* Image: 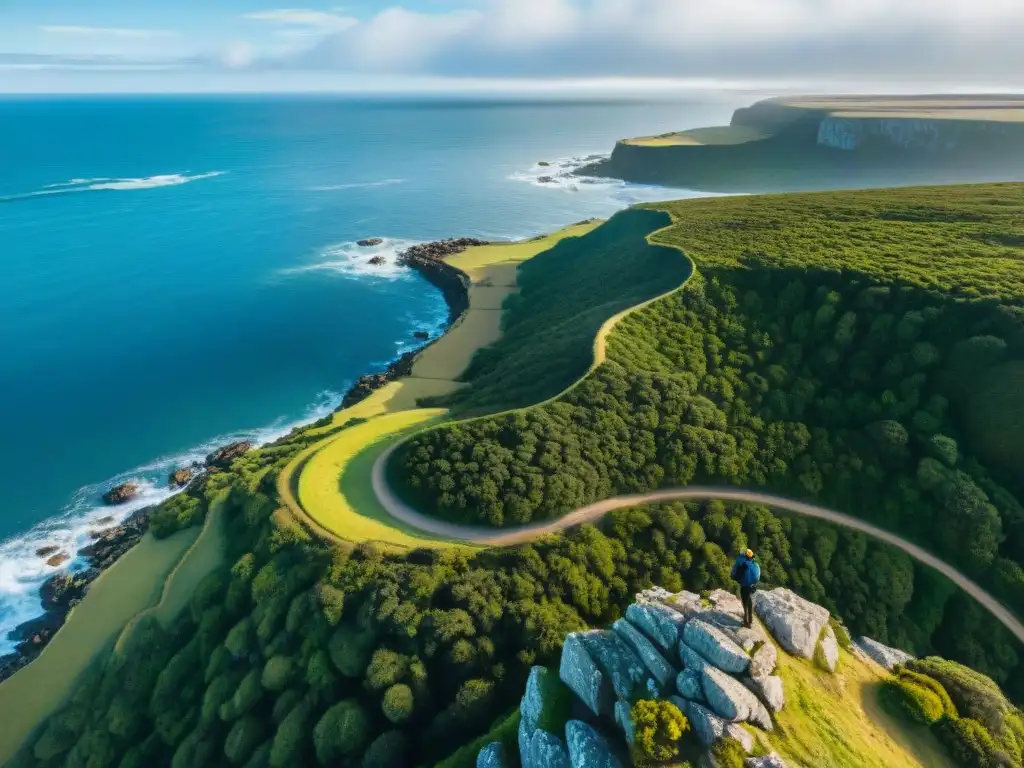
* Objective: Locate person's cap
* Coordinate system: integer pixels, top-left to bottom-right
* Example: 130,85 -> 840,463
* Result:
745,549 -> 754,558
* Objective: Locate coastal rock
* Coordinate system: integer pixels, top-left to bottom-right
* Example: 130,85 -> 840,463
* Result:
565,721 -> 622,768
476,742 -> 509,768
746,754 -> 790,768
614,699 -> 636,746
578,630 -> 650,704
559,632 -> 614,717
357,238 -> 384,247
749,641 -> 778,678
95,516 -> 115,525
538,161 -> 551,166
743,675 -> 785,713
674,698 -> 726,746
368,255 -> 386,266
753,588 -> 830,660
413,330 -> 430,341
818,625 -> 840,672
206,441 -> 252,468
855,636 -> 915,670
45,552 -> 70,568
677,668 -> 705,702
102,482 -> 139,505
35,545 -> 60,558
78,511 -> 149,570
627,598 -> 687,653
169,467 -> 196,488
701,666 -> 773,730
612,618 -> 676,687
683,620 -> 750,675
537,176 -> 556,184
41,571 -> 91,610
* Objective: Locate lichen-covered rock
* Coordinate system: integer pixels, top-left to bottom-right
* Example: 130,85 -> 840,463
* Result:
749,641 -> 778,678
726,723 -> 755,753
743,675 -> 785,713
679,640 -> 709,676
818,625 -> 840,672
855,636 -> 915,670
565,720 -> 622,768
701,666 -> 773,731
579,630 -> 649,704
614,699 -> 636,746
746,753 -> 790,767
677,668 -> 705,701
626,601 -> 687,654
521,666 -> 558,732
612,618 -> 676,687
708,589 -> 744,617
476,742 -> 509,768
696,606 -> 766,654
753,589 -> 830,659
662,590 -> 703,620
683,620 -> 750,675
522,730 -> 570,768
674,698 -> 726,746
560,633 -> 614,717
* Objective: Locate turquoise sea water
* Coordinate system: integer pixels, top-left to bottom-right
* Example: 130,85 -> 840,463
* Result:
0,95 -> 738,647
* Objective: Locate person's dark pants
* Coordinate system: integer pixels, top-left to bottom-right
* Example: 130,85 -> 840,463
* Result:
740,586 -> 755,627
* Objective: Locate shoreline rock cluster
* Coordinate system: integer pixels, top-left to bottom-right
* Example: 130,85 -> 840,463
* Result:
479,586 -> 855,768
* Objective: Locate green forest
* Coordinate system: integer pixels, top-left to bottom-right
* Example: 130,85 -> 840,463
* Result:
394,185 -> 1024,697
13,184 -> 1024,767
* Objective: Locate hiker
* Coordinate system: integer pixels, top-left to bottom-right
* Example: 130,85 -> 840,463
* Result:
731,548 -> 761,628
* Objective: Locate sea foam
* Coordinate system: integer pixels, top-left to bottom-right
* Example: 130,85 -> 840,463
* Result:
0,389 -> 340,654
309,178 -> 406,191
4,171 -> 226,203
281,238 -> 422,281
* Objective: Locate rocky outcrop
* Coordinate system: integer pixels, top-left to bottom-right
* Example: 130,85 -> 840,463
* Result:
749,641 -> 778,678
397,238 -> 483,326
206,441 -> 252,468
559,633 -> 614,717
754,588 -> 830,660
476,742 -> 509,768
674,697 -> 726,747
35,545 -> 60,558
626,599 -> 687,654
612,618 -> 676,687
578,631 -> 650,703
341,350 -> 418,408
683,619 -> 750,675
413,330 -> 430,340
169,466 -> 198,488
368,255 -> 386,265
78,511 -> 150,570
521,729 -> 569,768
357,238 -> 384,247
677,668 -> 705,701
613,699 -> 635,746
856,636 -> 915,670
818,625 -> 840,672
565,721 -> 622,768
45,552 -> 70,568
519,667 -> 572,768
701,666 -> 773,730
102,482 -> 138,505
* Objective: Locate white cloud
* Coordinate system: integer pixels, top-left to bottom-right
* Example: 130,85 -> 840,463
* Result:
221,41 -> 255,69
244,8 -> 358,32
41,25 -> 175,39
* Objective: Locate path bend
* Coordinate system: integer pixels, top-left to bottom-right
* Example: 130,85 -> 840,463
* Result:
372,444 -> 1024,645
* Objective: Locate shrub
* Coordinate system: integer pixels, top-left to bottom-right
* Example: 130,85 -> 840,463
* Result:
632,699 -> 689,763
362,731 -> 409,768
316,582 -> 345,626
328,622 -> 375,678
306,649 -> 337,691
221,669 -> 263,722
269,698 -> 313,767
225,617 -> 254,658
935,716 -> 1005,768
262,656 -> 294,691
382,684 -> 415,724
709,736 -> 747,768
880,677 -> 945,724
313,699 -> 370,764
224,716 -> 263,764
365,649 -> 409,691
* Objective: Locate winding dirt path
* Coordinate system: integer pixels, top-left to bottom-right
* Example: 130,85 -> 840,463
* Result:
372,445 -> 1024,645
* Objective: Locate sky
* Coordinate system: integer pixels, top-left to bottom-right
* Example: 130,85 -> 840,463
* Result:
2,0 -> 1024,93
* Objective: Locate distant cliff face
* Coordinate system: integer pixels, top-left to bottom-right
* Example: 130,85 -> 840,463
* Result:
816,116 -> 1024,152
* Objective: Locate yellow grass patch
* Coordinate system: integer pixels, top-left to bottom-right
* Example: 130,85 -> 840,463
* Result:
624,126 -> 768,147
771,649 -> 953,768
0,527 -> 198,764
445,220 -> 601,273
297,410 -> 470,549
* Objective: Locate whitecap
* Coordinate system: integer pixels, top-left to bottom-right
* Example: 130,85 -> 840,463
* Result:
5,171 -> 226,203
309,178 -> 406,192
281,238 -> 421,281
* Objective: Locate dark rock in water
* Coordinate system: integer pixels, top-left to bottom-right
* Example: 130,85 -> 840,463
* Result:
537,176 -> 557,184
169,467 -> 196,488
103,482 -> 138,505
35,545 -> 60,558
368,255 -> 386,266
206,440 -> 253,468
357,237 -> 384,247
46,552 -> 70,568
95,516 -> 115,525
538,161 -> 551,166
79,511 -> 150,571
413,330 -> 430,341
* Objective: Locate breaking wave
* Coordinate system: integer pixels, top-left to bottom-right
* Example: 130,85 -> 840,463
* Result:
2,171 -> 226,203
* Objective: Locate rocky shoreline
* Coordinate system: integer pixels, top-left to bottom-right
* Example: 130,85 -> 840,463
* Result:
338,237 -> 484,409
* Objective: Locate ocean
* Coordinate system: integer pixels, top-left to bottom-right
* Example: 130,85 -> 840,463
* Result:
0,94 -> 740,649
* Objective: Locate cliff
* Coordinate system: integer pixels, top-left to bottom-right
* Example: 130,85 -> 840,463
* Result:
583,95 -> 1024,193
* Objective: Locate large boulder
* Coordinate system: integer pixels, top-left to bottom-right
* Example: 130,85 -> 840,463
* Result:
612,618 -> 676,687
206,440 -> 253,468
565,720 -> 622,768
672,697 -> 725,746
476,742 -> 510,768
708,589 -> 744,617
701,666 -> 773,730
578,631 -> 650,704
677,668 -> 705,702
660,590 -> 703,621
559,633 -> 614,717
749,640 -> 778,678
683,620 -> 750,675
518,669 -> 571,768
614,699 -> 636,746
102,482 -> 138,505
521,666 -> 566,734
818,625 -> 840,672
679,640 -> 709,676
746,754 -> 790,768
521,730 -> 570,768
726,723 -> 755,754
625,601 -> 687,655
753,589 -> 830,659
743,675 -> 785,713
855,636 -> 914,671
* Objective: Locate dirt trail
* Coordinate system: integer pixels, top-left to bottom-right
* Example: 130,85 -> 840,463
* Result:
372,445 -> 1024,645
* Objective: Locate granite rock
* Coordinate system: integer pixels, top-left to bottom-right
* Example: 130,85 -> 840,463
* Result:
565,720 -> 622,768
819,625 -> 840,672
679,640 -> 709,676
677,668 -> 705,701
613,618 -> 676,687
855,636 -> 915,670
743,675 -> 785,713
726,722 -> 755,753
614,699 -> 636,746
749,640 -> 778,678
674,698 -> 726,746
476,742 -> 509,768
701,666 -> 773,730
521,729 -> 570,768
754,588 -> 830,660
579,630 -> 649,704
559,633 -> 614,717
626,601 -> 687,655
683,620 -> 750,675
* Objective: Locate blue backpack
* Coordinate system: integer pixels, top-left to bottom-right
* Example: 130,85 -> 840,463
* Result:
734,557 -> 761,588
